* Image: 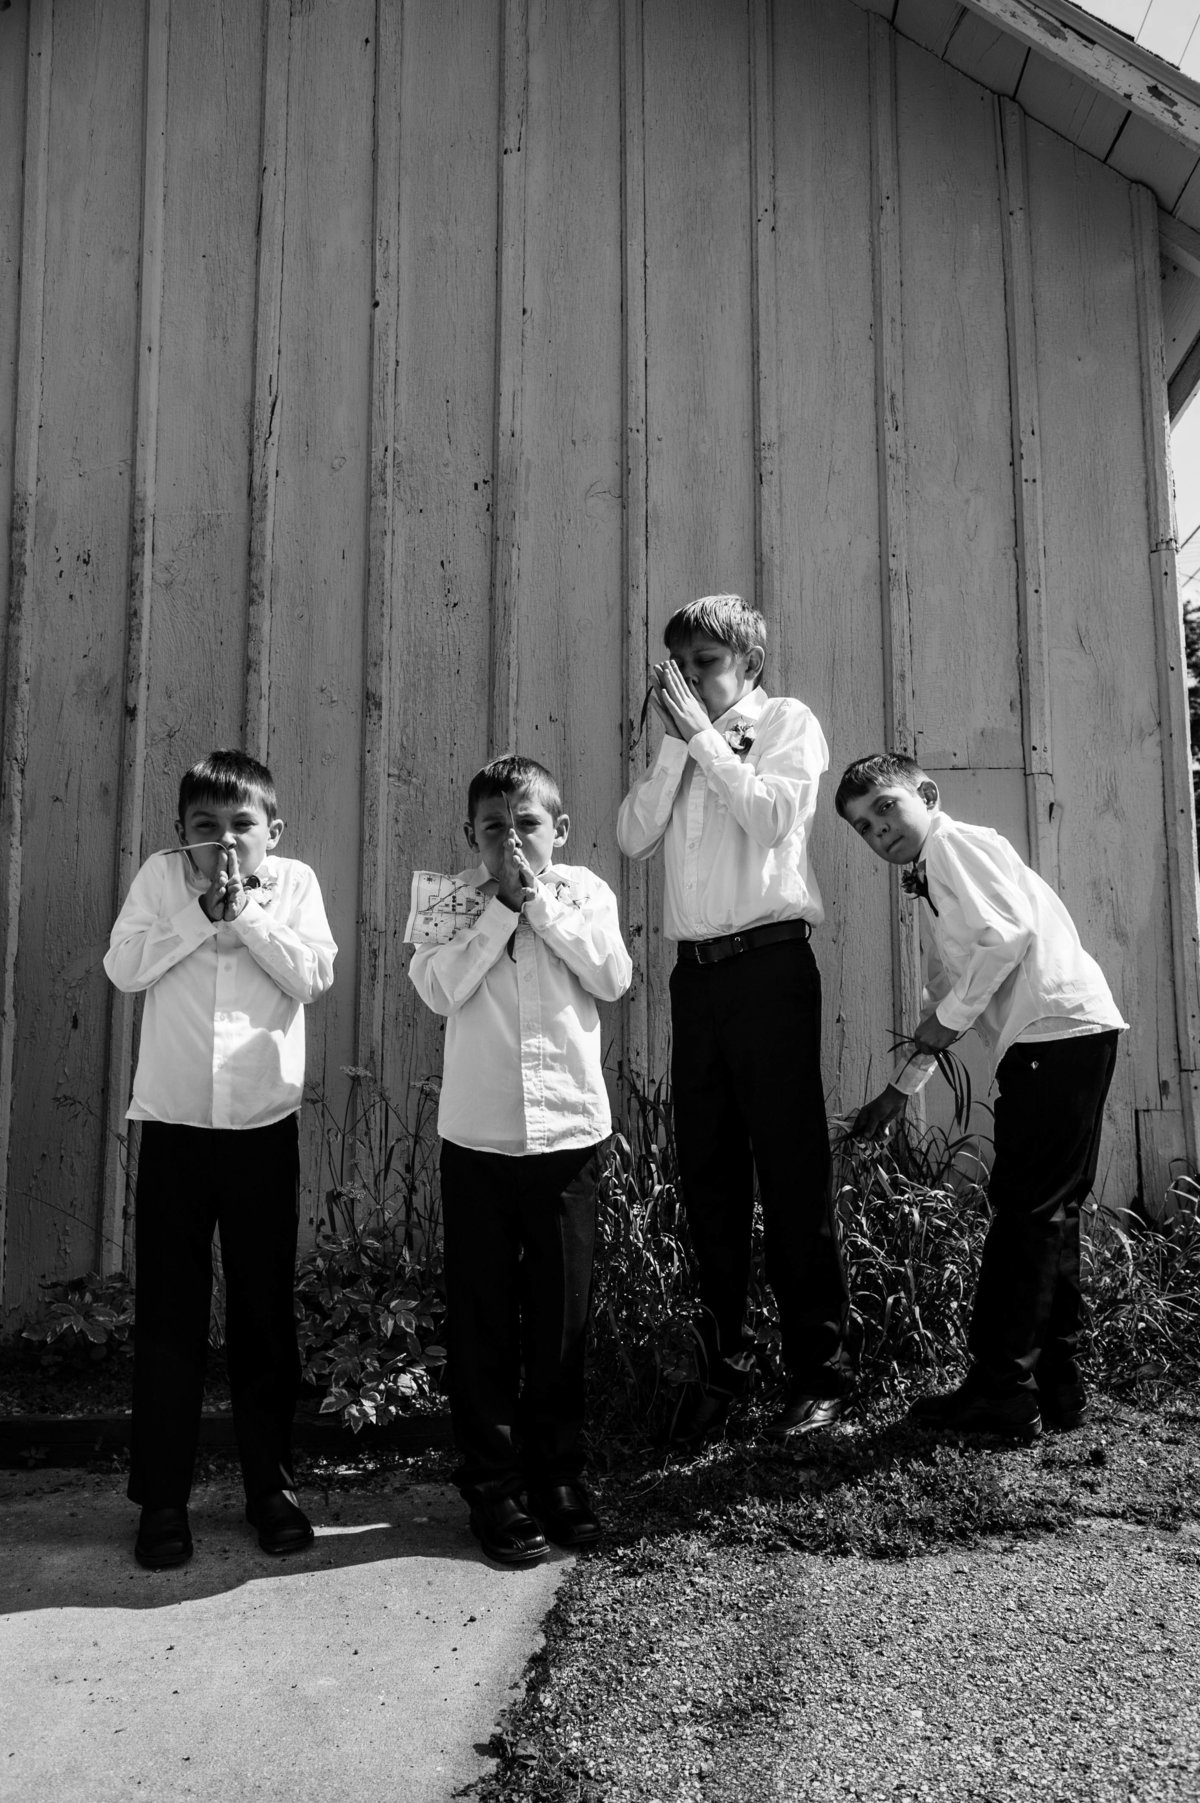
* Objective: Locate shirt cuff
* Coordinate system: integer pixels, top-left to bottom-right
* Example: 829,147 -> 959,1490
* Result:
227,896 -> 270,942
176,898 -> 219,944
686,725 -> 731,773
478,894 -> 522,940
652,733 -> 690,776
523,885 -> 561,932
890,1051 -> 938,1096
935,993 -> 980,1033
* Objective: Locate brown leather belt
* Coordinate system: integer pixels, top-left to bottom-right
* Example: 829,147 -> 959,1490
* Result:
676,919 -> 812,966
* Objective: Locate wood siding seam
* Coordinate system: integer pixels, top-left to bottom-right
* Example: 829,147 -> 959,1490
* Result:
0,0 -> 52,1305
101,0 -> 171,1273
245,0 -> 291,762
750,0 -> 779,625
620,0 -> 650,1080
356,0 -> 403,1079
868,16 -> 923,1074
1131,185 -> 1200,1164
997,97 -> 1057,887
489,0 -> 530,760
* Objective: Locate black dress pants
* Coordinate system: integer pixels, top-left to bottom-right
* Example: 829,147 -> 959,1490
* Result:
969,1030 -> 1119,1398
669,936 -> 851,1395
439,1138 -> 602,1503
128,1116 -> 302,1507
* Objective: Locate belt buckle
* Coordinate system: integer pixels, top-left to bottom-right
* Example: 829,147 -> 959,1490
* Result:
730,934 -> 744,957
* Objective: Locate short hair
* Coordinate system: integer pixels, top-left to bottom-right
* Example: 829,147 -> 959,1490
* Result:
177,750 -> 279,824
834,752 -> 928,820
663,594 -> 767,684
466,754 -> 563,824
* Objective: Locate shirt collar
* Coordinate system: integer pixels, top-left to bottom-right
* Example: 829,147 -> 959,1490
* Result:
711,685 -> 770,733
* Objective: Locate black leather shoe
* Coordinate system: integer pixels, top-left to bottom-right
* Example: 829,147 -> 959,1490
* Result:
245,1490 -> 315,1555
468,1494 -> 548,1566
135,1505 -> 193,1570
529,1483 -> 602,1549
764,1391 -> 843,1441
908,1384 -> 1042,1444
1039,1384 -> 1088,1431
668,1383 -> 733,1448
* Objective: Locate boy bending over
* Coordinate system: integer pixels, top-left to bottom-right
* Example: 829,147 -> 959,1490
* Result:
837,752 -> 1126,1442
105,750 -> 337,1567
408,755 -> 631,1565
618,595 -> 852,1445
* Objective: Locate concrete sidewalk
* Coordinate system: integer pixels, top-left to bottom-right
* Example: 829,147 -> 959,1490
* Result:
0,1465 -> 570,1802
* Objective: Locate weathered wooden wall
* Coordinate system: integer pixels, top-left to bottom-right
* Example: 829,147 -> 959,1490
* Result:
1,0 -> 1197,1326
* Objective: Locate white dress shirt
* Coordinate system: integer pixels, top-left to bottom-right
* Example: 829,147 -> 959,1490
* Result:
616,686 -> 827,940
890,812 -> 1126,1096
104,852 -> 337,1129
408,861 -> 632,1156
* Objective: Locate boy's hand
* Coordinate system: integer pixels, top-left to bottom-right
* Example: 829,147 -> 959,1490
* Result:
911,1010 -> 960,1055
200,847 -> 248,923
649,682 -> 684,740
496,831 -> 537,912
850,1086 -> 906,1139
654,660 -> 711,742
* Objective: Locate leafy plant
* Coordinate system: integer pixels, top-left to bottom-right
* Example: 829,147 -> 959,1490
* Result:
1082,1172 -> 1200,1388
20,1271 -> 135,1367
294,1068 -> 448,1432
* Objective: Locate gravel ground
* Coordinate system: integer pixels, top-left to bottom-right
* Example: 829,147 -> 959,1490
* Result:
476,1392 -> 1200,1803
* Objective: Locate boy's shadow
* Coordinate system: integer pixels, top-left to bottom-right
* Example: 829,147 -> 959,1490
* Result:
0,1473 -> 531,1615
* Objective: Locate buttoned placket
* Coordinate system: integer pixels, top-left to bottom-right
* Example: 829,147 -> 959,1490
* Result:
682,760 -> 707,922
513,912 -> 550,1151
211,922 -> 242,1128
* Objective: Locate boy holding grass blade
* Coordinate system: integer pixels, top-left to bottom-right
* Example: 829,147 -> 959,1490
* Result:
104,750 -> 337,1568
836,752 -> 1126,1443
617,595 -> 852,1445
407,755 -> 631,1566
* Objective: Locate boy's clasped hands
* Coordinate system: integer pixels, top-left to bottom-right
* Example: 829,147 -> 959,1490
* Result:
650,658 -> 712,742
198,845 -> 249,923
495,827 -> 539,913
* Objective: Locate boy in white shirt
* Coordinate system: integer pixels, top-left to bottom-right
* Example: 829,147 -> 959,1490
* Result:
105,750 -> 337,1568
617,595 -> 852,1446
408,755 -> 631,1566
837,751 -> 1126,1442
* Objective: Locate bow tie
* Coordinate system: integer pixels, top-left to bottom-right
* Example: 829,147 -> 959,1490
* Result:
901,862 -> 938,914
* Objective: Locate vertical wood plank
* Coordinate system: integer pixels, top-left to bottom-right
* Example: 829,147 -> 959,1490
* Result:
9,0 -> 146,1317
1131,182 -> 1200,1170
357,0 -> 403,1076
997,97 -> 1058,886
489,0 -> 529,759
895,40 -> 1021,772
770,0 -> 890,1112
101,0 -> 170,1274
750,0 -> 779,624
868,16 -> 923,1071
0,0 -> 51,1315
245,0 -> 290,760
385,0 -> 499,1108
1025,123 -> 1164,1193
620,0 -> 652,1084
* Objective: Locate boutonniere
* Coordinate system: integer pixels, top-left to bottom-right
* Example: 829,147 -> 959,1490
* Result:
722,719 -> 756,757
544,873 -> 582,910
243,871 -> 278,899
900,862 -> 938,915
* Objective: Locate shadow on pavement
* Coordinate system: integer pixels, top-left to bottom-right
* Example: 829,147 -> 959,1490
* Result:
0,1469 -> 539,1615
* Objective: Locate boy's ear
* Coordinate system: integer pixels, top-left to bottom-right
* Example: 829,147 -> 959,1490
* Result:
174,819 -> 185,846
918,780 -> 939,811
463,818 -> 478,852
744,645 -> 765,682
553,812 -> 570,849
267,817 -> 285,849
